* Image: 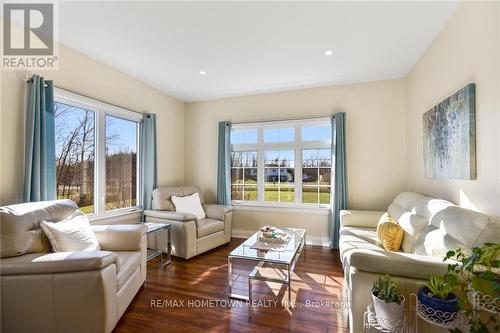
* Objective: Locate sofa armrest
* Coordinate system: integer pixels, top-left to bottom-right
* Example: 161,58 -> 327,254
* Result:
340,210 -> 385,228
0,251 -> 118,275
203,204 -> 233,221
144,209 -> 197,222
347,249 -> 450,280
92,224 -> 146,251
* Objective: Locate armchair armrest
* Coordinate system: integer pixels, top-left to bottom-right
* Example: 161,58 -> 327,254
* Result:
144,210 -> 197,222
0,251 -> 118,276
340,210 -> 385,228
92,224 -> 146,251
346,249 -> 450,280
203,204 -> 233,221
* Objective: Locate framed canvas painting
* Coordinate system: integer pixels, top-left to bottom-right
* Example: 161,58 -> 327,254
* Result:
423,83 -> 476,180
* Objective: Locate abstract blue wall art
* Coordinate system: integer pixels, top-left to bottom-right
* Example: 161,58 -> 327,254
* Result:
423,83 -> 476,180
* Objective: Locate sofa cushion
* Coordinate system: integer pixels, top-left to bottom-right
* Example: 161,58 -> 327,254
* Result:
152,186 -> 203,211
430,206 -> 490,243
376,213 -> 403,252
389,194 -> 454,253
172,192 -> 206,220
339,226 -> 382,264
387,192 -> 424,220
413,226 -> 463,258
346,248 -> 449,280
475,218 -> 500,246
116,251 -> 142,290
40,211 -> 100,252
414,206 -> 492,258
0,251 -> 118,275
143,210 -> 197,221
0,200 -> 79,258
197,218 -> 225,238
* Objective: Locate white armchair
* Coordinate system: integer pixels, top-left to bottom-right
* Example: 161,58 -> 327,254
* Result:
0,200 -> 147,333
144,186 -> 233,259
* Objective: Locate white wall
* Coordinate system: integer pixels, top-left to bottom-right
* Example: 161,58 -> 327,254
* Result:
0,44 -> 185,217
2,1 -> 497,241
185,79 -> 407,243
405,1 -> 500,218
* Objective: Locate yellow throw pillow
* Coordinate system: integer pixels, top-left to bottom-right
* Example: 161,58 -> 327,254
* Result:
376,212 -> 404,252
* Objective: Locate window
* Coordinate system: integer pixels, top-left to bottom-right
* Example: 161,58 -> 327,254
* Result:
230,118 -> 332,208
55,102 -> 95,214
264,127 -> 294,143
302,149 -> 331,204
105,116 -> 138,211
264,150 -> 295,202
231,151 -> 257,202
230,128 -> 257,144
54,88 -> 143,219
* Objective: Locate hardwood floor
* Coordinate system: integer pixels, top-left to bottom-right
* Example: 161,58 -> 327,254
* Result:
114,238 -> 349,333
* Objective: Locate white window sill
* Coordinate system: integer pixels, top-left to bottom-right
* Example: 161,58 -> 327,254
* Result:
232,203 -> 330,215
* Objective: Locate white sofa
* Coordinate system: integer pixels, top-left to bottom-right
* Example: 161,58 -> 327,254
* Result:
144,186 -> 233,259
0,200 -> 147,333
339,192 -> 500,333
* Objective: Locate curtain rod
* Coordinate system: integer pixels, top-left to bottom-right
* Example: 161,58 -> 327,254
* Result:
24,74 -> 48,88
22,74 -> 143,117
232,115 -> 331,125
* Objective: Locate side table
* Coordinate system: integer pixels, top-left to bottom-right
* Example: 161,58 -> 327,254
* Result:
143,222 -> 171,269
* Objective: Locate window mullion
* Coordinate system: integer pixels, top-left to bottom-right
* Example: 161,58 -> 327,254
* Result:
317,167 -> 320,206
295,125 -> 302,205
137,122 -> 142,208
257,128 -> 265,204
96,110 -> 106,217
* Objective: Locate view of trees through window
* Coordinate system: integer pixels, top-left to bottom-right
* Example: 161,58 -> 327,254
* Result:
55,102 -> 139,214
105,116 -> 138,210
55,102 -> 95,213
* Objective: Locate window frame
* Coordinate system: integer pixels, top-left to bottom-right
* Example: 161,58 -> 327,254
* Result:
231,117 -> 331,209
54,87 -> 143,220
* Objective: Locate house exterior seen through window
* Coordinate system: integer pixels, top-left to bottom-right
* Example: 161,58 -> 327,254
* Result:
230,118 -> 332,208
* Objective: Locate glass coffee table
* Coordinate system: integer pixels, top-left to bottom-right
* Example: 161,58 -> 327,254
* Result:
227,228 -> 306,305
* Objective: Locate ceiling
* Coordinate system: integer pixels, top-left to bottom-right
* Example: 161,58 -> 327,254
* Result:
59,1 -> 458,102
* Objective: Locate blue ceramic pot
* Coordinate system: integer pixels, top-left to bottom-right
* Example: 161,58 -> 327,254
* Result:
417,287 -> 459,321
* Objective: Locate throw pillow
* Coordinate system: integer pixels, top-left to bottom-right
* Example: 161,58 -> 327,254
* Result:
171,192 -> 206,220
40,211 -> 100,252
376,212 -> 404,252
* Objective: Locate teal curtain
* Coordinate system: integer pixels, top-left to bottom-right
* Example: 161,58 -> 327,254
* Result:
330,112 -> 348,250
217,121 -> 232,205
23,75 -> 56,202
141,113 -> 157,211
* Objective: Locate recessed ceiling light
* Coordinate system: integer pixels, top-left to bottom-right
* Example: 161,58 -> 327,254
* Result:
199,70 -> 206,75
324,50 -> 333,56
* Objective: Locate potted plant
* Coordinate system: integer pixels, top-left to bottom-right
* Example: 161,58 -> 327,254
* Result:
371,275 -> 405,329
445,243 -> 499,332
417,274 -> 459,322
468,243 -> 499,299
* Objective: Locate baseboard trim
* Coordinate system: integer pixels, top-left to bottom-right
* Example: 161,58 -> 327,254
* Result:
231,229 -> 330,247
